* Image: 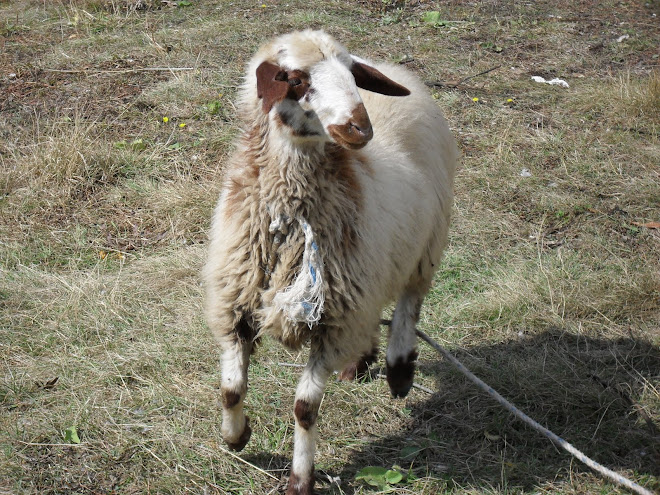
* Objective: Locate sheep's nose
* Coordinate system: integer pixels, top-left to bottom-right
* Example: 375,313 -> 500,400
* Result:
349,119 -> 373,141
327,103 -> 374,150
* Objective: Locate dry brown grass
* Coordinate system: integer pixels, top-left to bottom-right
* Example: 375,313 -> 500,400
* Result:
1,0 -> 658,494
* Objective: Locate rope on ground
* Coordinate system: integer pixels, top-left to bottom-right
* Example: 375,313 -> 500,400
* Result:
414,328 -> 654,495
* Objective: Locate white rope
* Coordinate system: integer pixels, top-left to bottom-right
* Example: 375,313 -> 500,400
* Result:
414,328 -> 655,495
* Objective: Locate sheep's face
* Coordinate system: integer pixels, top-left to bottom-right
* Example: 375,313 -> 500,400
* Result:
255,46 -> 409,150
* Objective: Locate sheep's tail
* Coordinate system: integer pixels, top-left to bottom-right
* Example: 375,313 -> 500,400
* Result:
273,218 -> 325,326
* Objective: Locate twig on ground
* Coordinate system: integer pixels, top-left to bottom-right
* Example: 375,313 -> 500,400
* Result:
426,65 -> 502,89
42,67 -> 196,74
215,444 -> 280,481
18,441 -> 85,447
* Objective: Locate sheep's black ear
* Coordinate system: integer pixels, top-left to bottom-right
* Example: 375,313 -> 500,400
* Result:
256,61 -> 290,113
351,61 -> 410,97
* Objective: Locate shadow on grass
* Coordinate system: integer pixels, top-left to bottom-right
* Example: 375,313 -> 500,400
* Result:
331,328 -> 660,493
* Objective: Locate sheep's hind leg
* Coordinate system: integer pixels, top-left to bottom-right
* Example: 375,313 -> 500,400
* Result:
386,290 -> 423,398
337,347 -> 378,381
337,330 -> 379,382
287,340 -> 334,495
220,316 -> 254,451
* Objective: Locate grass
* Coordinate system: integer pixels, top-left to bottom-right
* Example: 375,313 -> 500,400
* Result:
1,0 -> 659,494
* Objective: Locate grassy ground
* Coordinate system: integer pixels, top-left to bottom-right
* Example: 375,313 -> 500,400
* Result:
1,0 -> 659,493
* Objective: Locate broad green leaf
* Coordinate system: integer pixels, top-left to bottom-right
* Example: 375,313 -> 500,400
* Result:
64,426 -> 80,444
422,11 -> 447,27
356,466 -> 388,477
355,466 -> 388,487
384,469 -> 403,484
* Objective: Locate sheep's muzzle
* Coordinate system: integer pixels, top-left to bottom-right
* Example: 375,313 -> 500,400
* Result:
327,103 -> 373,150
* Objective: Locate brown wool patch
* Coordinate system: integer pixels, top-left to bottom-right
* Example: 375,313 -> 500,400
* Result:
223,153 -> 260,221
223,178 -> 246,221
221,389 -> 241,409
284,69 -> 310,101
256,61 -> 310,113
326,143 -> 362,210
294,399 -> 317,430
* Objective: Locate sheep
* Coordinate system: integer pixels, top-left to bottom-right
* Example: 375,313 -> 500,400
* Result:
203,30 -> 458,495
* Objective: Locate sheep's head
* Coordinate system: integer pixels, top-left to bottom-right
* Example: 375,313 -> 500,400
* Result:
250,30 -> 409,150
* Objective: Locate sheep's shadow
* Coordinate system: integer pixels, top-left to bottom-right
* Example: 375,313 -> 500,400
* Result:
328,327 -> 660,493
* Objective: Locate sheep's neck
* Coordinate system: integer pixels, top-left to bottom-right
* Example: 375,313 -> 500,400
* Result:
257,130 -> 345,222
263,150 -> 323,216
239,115 -> 362,243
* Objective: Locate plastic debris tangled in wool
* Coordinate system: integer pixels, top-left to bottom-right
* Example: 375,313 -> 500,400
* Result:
272,218 -> 325,326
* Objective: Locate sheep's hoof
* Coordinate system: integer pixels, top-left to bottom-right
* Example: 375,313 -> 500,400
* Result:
337,348 -> 378,382
226,417 -> 252,452
286,471 -> 315,495
386,351 -> 418,398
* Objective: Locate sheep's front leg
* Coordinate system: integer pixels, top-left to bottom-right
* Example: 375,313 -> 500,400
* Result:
287,346 -> 333,495
386,290 -> 423,398
220,316 -> 254,452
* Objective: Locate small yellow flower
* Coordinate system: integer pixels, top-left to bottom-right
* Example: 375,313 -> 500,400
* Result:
99,250 -> 107,260
472,97 -> 479,103
179,123 -> 186,128
162,116 -> 169,123
218,93 -> 223,98
261,3 -> 266,7
506,98 -> 514,103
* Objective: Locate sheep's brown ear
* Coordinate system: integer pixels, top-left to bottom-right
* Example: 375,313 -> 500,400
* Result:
256,61 -> 290,113
351,61 -> 410,97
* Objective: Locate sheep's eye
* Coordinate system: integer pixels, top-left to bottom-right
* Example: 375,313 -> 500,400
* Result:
288,78 -> 302,87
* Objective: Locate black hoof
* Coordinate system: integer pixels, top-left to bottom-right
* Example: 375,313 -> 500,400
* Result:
286,470 -> 315,495
386,350 -> 418,398
226,417 -> 252,452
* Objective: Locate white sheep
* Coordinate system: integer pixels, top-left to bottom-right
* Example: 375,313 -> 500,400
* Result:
203,30 -> 458,494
